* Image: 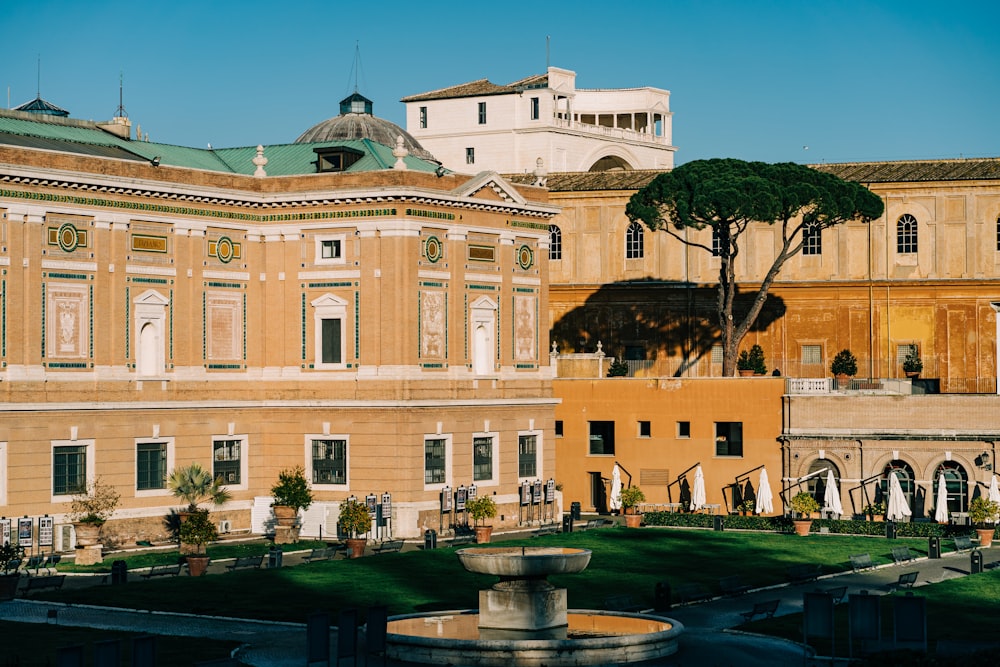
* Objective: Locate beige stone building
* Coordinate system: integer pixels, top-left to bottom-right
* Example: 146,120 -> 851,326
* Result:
0,102 -> 560,547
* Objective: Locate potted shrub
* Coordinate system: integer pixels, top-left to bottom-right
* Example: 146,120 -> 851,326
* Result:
178,509 -> 217,576
338,499 -> 372,558
738,499 -> 756,517
619,486 -> 646,527
790,492 -> 820,536
864,501 -> 886,522
0,543 -> 25,601
270,466 -> 313,528
830,349 -> 858,388
969,497 -> 999,548
69,477 -> 121,548
737,344 -> 767,377
736,350 -> 755,377
607,357 -> 629,377
466,495 -> 498,543
902,351 -> 923,378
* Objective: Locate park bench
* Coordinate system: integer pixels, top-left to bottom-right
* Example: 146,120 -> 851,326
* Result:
891,546 -> 916,565
22,575 -> 66,596
786,563 -> 823,584
849,553 -> 876,573
303,545 -> 345,563
740,599 -> 779,623
674,582 -> 712,605
23,555 -> 44,575
815,585 -> 848,605
141,563 -> 182,579
583,518 -> 611,530
373,539 -> 404,555
451,525 -> 476,545
604,595 -> 646,613
718,575 -> 752,596
887,571 -> 918,591
226,555 -> 264,572
953,535 -> 974,552
533,524 -> 559,537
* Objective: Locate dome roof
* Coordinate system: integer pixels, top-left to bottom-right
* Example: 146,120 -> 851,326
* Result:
296,92 -> 435,161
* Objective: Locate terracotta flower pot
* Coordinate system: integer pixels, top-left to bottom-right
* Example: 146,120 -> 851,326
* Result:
346,537 -> 367,559
73,522 -> 102,547
738,369 -> 754,377
186,555 -> 209,577
977,528 -> 995,548
793,519 -> 812,536
624,514 -> 642,528
475,526 -> 494,544
273,505 -> 297,527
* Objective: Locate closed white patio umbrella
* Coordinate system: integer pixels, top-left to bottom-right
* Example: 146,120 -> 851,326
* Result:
755,467 -> 774,515
887,472 -> 912,521
934,472 -> 950,523
823,469 -> 843,517
989,475 -> 1000,505
691,465 -> 706,511
609,464 -> 622,513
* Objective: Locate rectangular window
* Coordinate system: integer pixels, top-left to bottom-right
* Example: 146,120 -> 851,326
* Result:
802,223 -> 822,255
554,420 -> 564,437
677,421 -> 691,439
321,319 -> 342,364
473,436 -> 493,481
478,101 -> 487,124
801,344 -> 822,365
320,239 -> 341,259
136,442 -> 167,491
710,345 -> 723,364
715,422 -> 743,457
425,438 -> 446,484
589,421 -> 615,455
530,97 -> 539,120
518,435 -> 537,477
213,439 -> 242,485
419,106 -> 427,129
53,445 -> 87,496
466,147 -> 475,164
896,343 -> 918,364
638,421 -> 651,438
312,439 -> 347,485
711,228 -> 723,257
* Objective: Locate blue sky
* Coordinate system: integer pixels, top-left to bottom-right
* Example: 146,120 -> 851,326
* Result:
3,1 -> 997,165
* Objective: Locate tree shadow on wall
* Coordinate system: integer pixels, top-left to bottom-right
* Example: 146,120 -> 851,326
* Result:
550,279 -> 786,376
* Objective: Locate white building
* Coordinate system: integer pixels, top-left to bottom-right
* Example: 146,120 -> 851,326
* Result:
401,67 -> 675,174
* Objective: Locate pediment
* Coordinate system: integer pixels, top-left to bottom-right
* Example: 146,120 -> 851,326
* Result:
311,293 -> 349,308
452,172 -> 527,206
133,289 -> 169,306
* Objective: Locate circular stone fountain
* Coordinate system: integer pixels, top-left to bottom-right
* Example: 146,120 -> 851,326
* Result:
382,546 -> 683,666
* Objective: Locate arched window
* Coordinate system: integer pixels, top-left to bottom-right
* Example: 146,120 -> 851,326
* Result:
896,214 -> 918,254
806,459 -> 840,506
880,460 -> 915,513
626,221 -> 644,259
933,461 -> 968,514
549,225 -> 562,261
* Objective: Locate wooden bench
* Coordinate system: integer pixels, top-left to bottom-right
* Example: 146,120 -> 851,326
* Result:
451,525 -> 476,545
786,563 -> 823,584
226,555 -> 264,572
533,524 -> 559,537
604,595 -> 646,613
583,518 -> 611,530
953,535 -> 974,552
719,575 -> 752,596
373,539 -> 404,555
849,553 -> 876,573
674,582 -> 712,605
22,575 -> 66,595
887,571 -> 918,591
141,563 -> 182,579
303,545 -> 345,563
740,599 -> 779,623
891,546 -> 916,565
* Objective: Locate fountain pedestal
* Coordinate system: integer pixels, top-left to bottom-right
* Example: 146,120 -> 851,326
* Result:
480,578 -> 567,637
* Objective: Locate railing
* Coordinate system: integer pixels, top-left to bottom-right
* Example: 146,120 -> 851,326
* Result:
550,117 -> 669,145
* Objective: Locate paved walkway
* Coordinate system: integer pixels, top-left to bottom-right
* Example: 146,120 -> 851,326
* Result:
1,537 -> 997,665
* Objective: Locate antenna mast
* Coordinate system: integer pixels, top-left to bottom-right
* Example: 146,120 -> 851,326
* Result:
546,36 -> 550,69
114,71 -> 127,118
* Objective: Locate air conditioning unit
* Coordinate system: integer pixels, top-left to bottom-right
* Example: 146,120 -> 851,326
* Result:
218,520 -> 232,534
56,524 -> 75,552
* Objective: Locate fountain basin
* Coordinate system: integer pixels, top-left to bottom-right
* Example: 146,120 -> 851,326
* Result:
456,546 -> 592,577
383,610 -> 683,666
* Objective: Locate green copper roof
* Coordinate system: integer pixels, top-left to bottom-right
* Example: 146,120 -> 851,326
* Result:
0,109 -> 442,176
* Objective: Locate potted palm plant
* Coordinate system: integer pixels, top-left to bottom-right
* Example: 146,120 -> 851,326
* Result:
168,463 -> 230,554
466,495 -> 498,543
831,349 -> 858,388
338,499 -> 372,558
178,509 -> 217,576
270,466 -> 313,529
68,477 -> 120,548
969,496 -> 999,548
790,492 -> 820,536
619,486 -> 646,527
